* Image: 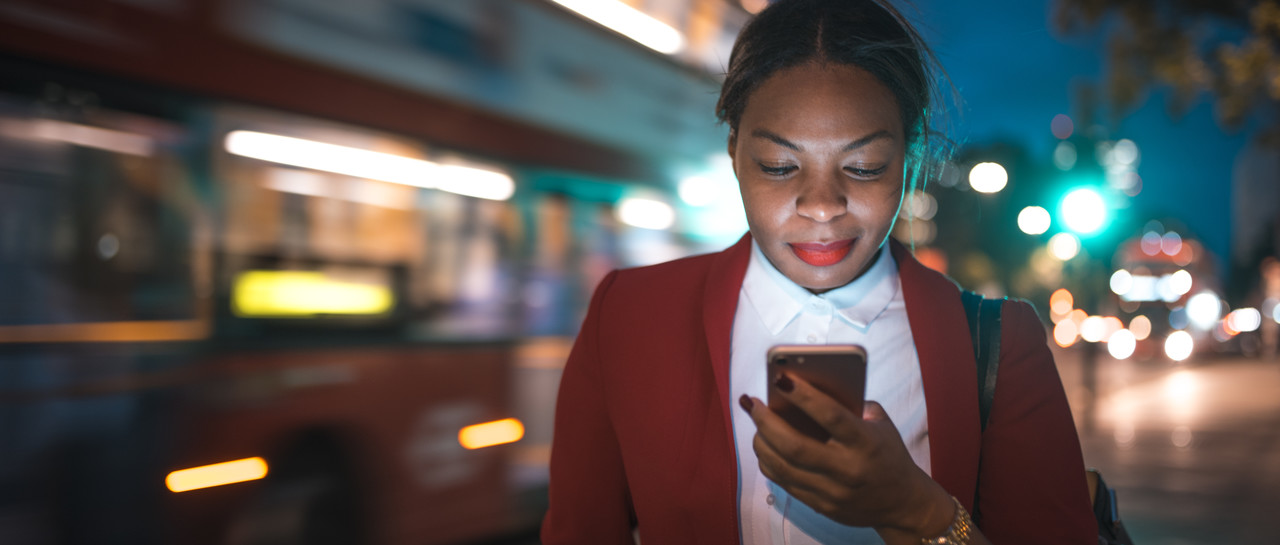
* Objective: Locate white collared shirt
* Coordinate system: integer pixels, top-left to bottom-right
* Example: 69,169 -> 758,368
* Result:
730,241 -> 929,545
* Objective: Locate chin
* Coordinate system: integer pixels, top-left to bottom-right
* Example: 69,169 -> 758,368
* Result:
792,267 -> 859,293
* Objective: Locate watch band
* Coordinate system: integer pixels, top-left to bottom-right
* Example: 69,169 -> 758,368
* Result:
920,496 -> 973,545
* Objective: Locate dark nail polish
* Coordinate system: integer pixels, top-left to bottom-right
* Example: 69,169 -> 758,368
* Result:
739,394 -> 753,412
774,373 -> 794,393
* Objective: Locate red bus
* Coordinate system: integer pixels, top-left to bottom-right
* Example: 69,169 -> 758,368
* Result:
0,1 -> 741,543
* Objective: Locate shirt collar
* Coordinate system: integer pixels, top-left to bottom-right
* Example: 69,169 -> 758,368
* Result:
742,239 -> 899,335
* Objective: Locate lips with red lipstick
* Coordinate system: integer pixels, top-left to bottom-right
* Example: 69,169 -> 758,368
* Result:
789,238 -> 855,267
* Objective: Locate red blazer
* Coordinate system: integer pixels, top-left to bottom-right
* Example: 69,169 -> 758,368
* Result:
542,235 -> 1096,544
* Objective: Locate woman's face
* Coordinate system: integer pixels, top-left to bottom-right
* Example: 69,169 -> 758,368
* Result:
730,62 -> 906,293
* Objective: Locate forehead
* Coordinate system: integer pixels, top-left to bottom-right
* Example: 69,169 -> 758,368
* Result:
739,62 -> 903,140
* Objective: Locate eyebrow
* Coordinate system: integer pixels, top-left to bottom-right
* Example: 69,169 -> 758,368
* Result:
749,128 -> 895,152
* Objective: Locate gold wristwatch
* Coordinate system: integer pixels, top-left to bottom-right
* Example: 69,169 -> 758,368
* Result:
920,496 -> 972,545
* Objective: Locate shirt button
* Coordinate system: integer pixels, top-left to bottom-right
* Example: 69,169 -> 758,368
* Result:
765,494 -> 775,506
806,334 -> 818,344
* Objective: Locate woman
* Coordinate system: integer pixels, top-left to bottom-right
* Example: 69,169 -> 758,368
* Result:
541,1 -> 1096,543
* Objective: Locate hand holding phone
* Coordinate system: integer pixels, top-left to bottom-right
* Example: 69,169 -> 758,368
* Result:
766,344 -> 867,442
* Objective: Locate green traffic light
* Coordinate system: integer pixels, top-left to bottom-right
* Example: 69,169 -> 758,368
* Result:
1060,187 -> 1107,235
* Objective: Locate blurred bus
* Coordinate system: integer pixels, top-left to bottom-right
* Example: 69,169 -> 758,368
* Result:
0,1 -> 743,543
1109,226 -> 1220,361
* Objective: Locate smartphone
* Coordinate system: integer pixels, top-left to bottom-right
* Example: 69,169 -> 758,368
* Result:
766,344 -> 867,442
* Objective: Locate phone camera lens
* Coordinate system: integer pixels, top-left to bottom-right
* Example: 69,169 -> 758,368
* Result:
776,357 -> 788,365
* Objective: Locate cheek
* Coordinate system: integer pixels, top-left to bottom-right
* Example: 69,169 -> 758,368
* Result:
739,182 -> 792,226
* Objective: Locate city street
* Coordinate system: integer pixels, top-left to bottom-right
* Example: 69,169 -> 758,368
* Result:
1055,346 -> 1280,544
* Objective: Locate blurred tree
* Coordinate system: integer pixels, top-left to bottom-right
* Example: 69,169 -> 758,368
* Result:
1053,0 -> 1280,140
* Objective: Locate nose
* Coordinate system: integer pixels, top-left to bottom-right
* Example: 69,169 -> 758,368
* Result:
795,172 -> 848,222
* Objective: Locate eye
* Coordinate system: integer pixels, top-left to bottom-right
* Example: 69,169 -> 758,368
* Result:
845,165 -> 888,178
759,163 -> 796,176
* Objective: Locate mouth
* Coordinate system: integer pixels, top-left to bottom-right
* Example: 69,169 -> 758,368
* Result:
789,238 -> 855,267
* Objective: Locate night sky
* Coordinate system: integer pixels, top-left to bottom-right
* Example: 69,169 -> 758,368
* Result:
911,0 -> 1248,274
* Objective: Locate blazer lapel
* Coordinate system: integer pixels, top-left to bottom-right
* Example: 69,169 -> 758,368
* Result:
703,233 -> 752,437
890,239 -> 982,511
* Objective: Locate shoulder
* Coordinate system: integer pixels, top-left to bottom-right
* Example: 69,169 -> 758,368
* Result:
592,251 -> 719,308
998,298 -> 1049,349
613,250 -> 720,288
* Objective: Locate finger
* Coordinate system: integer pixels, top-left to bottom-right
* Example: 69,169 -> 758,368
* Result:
862,400 -> 887,421
752,432 -> 848,500
743,394 -> 829,471
772,372 -> 863,443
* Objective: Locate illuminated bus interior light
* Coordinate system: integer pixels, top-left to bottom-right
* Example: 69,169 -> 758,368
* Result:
263,168 -> 416,210
3,119 -> 157,156
227,131 -> 515,201
225,130 -> 436,188
166,457 -> 268,493
233,271 -> 394,317
458,418 -> 525,450
435,164 -> 516,201
548,0 -> 685,54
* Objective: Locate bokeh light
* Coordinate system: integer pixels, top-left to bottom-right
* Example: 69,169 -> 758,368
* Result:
1108,329 -> 1137,359
1080,316 -> 1108,343
1017,206 -> 1051,235
1227,308 -> 1262,333
1165,330 -> 1194,361
1130,315 -> 1152,340
1110,138 -> 1139,166
905,190 -> 938,220
1172,426 -> 1193,448
1048,233 -> 1080,260
1051,114 -> 1074,139
1168,269 -> 1194,297
1186,292 -> 1222,331
1110,269 -> 1133,296
1053,141 -> 1077,170
968,162 -> 1008,193
1050,288 -> 1074,316
1054,319 -> 1079,347
1162,231 -> 1183,256
1140,230 -> 1162,256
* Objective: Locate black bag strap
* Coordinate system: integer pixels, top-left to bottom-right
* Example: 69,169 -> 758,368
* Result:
960,290 -> 1004,432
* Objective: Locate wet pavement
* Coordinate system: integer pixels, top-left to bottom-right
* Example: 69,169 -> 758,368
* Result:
1056,346 -> 1280,544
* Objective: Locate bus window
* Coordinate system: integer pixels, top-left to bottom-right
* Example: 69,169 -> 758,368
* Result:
0,91 -> 208,343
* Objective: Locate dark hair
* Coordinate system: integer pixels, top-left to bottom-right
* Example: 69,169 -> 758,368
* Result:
716,0 -> 954,190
